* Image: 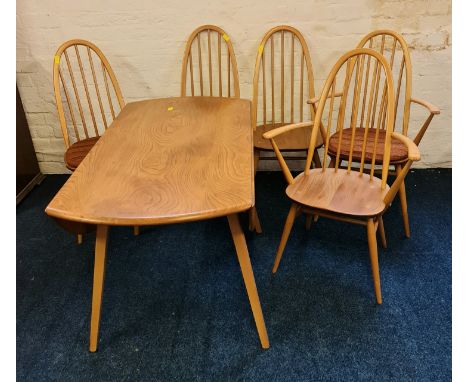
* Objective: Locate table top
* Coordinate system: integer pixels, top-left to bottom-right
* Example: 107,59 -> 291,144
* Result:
45,97 -> 254,226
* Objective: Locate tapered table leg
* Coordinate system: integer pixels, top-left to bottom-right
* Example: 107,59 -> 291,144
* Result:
227,213 -> 269,349
89,224 -> 109,352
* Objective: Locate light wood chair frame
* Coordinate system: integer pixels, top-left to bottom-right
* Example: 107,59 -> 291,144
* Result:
181,25 -> 240,98
53,39 -> 125,149
53,39 -> 139,238
264,48 -> 422,304
250,25 -> 321,233
252,25 -> 321,168
308,30 -> 440,238
180,26 -> 260,232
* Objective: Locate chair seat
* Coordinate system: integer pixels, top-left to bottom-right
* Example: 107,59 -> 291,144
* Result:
254,123 -> 322,151
286,168 -> 390,217
64,137 -> 100,171
328,127 -> 408,164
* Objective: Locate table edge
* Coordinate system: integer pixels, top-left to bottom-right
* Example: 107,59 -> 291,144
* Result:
44,202 -> 253,226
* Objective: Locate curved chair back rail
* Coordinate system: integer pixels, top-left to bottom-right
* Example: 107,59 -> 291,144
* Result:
181,25 -> 240,98
252,25 -> 316,130
53,39 -> 125,148
307,48 -> 395,189
357,30 -> 412,136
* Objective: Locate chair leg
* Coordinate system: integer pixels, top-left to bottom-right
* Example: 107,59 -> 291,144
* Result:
249,206 -> 263,234
133,226 -> 140,236
313,149 -> 322,168
77,234 -> 83,245
305,214 -> 313,231
248,148 -> 263,233
377,215 -> 387,249
366,219 -> 382,305
396,164 -> 410,238
254,148 -> 261,174
272,203 -> 298,273
227,213 -> 270,349
89,225 -> 109,352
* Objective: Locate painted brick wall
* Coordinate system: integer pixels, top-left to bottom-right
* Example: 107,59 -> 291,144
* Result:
16,0 -> 451,173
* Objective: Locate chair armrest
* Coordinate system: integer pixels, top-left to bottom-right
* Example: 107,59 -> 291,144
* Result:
307,92 -> 343,105
392,132 -> 421,161
262,122 -> 313,140
262,122 -> 314,185
410,97 -> 440,115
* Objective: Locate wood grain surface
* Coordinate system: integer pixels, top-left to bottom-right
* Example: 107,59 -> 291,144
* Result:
328,127 -> 408,164
253,122 -> 312,151
286,169 -> 390,217
46,97 -> 254,225
64,136 -> 100,170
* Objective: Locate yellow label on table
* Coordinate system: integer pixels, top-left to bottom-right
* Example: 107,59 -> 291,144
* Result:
54,55 -> 60,64
258,44 -> 264,55
167,106 -> 174,111
222,33 -> 230,42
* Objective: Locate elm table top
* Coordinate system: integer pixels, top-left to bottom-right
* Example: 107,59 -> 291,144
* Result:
45,97 -> 254,226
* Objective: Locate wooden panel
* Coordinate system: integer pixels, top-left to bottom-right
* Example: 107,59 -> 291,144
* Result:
16,86 -> 41,197
45,97 -> 253,225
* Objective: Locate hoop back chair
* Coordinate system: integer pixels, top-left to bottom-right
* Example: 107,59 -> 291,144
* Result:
53,40 -> 139,239
309,30 -> 440,237
180,26 -> 261,231
53,39 -> 125,171
264,48 -> 421,304
181,25 -> 240,98
252,26 -> 321,171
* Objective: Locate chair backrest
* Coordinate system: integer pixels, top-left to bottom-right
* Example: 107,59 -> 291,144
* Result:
53,39 -> 125,148
252,25 -> 315,129
357,30 -> 412,136
306,48 -> 395,190
181,25 -> 239,98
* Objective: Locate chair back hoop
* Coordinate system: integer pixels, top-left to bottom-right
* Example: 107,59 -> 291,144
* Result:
251,25 -> 316,130
306,48 -> 395,190
357,30 -> 412,135
181,25 -> 240,98
53,39 -> 125,148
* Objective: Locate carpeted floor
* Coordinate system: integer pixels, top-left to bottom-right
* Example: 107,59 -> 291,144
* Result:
17,170 -> 451,381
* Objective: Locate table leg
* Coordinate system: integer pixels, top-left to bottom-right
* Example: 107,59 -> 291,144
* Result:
89,224 -> 109,352
227,214 -> 270,349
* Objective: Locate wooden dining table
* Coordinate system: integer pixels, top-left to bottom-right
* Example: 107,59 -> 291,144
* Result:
45,96 -> 270,351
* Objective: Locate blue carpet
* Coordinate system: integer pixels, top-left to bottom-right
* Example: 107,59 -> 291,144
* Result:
16,170 -> 451,381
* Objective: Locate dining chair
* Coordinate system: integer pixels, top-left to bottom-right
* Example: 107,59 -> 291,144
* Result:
264,48 -> 421,304
251,25 -> 321,231
53,39 -> 139,240
180,25 -> 263,232
181,25 -> 239,98
308,30 -> 440,238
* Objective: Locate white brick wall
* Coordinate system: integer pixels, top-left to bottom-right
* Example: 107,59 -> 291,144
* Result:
16,0 -> 451,173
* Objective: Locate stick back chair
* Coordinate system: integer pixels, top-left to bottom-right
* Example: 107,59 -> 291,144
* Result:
308,30 -> 440,237
53,39 -> 125,171
252,26 -> 321,171
180,26 -> 261,232
264,48 -> 421,304
181,25 -> 240,98
53,39 -> 139,239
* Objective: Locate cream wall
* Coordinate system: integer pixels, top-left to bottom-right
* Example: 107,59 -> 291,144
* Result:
16,0 -> 451,173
